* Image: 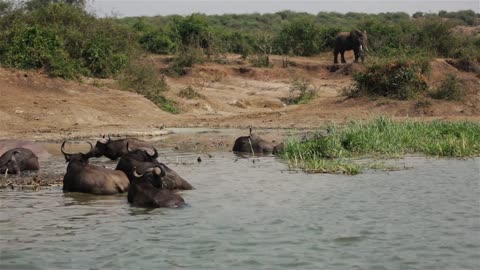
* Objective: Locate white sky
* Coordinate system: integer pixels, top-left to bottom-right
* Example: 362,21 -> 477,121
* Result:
90,0 -> 480,17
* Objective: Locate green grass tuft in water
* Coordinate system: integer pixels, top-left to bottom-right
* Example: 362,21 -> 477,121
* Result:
281,117 -> 480,174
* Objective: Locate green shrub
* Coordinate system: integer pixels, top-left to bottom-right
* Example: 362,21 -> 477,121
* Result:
223,31 -> 253,58
275,17 -> 322,56
119,59 -> 178,113
171,14 -> 211,49
139,30 -> 175,54
414,19 -> 459,58
166,46 -> 205,76
287,78 -> 318,104
0,23 -> 80,78
349,57 -> 429,100
0,3 -> 135,78
430,74 -> 466,101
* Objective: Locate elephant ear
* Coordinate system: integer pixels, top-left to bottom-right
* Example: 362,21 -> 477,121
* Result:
350,29 -> 362,41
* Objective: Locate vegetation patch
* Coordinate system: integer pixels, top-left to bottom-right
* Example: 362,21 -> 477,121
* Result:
178,85 -> 204,99
0,3 -> 134,78
346,57 -> 430,100
281,117 -> 480,174
286,78 -> 318,104
429,74 -> 467,101
119,59 -> 178,114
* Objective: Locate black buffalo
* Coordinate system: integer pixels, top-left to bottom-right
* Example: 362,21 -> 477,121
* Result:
128,166 -> 185,208
61,141 -> 129,195
116,144 -> 194,190
232,128 -> 283,155
0,148 -> 39,174
93,136 -> 153,160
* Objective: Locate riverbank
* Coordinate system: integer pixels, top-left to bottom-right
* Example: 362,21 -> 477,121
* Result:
1,54 -> 479,141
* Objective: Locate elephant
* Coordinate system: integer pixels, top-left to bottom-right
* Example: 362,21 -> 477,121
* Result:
333,29 -> 368,64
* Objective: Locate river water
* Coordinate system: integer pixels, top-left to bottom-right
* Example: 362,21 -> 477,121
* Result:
1,147 -> 479,269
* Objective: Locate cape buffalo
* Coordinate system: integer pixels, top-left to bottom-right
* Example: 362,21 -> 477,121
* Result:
0,140 -> 50,158
232,128 -> 283,155
92,136 -> 153,160
128,166 -> 185,208
0,148 -> 39,174
116,144 -> 194,190
61,141 -> 129,195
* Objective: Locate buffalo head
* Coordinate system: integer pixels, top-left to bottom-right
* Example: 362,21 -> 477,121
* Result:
128,166 -> 185,208
61,141 -> 93,165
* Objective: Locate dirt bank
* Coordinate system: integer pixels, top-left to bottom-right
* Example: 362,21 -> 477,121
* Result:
1,53 -> 479,141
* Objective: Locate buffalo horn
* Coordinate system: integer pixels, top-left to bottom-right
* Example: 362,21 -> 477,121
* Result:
126,142 -> 133,153
85,142 -> 93,155
61,141 -> 70,156
147,146 -> 158,158
133,167 -> 159,178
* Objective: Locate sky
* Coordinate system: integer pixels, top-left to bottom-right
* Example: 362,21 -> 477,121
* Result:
90,0 -> 480,17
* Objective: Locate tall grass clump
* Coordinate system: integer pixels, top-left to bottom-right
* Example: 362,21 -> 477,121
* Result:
346,57 -> 430,100
281,117 -> 480,174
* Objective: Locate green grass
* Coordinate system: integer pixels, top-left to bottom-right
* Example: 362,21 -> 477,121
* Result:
281,117 -> 480,174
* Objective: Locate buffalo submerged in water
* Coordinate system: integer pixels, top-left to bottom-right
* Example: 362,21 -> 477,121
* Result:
92,136 -> 154,160
128,166 -> 186,208
0,148 -> 39,174
116,143 -> 194,190
232,128 -> 284,155
61,141 -> 130,195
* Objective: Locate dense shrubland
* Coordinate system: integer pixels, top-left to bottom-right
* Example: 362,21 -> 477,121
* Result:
0,0 -> 479,110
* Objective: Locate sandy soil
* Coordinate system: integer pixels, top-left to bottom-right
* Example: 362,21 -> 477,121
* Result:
1,52 -> 479,142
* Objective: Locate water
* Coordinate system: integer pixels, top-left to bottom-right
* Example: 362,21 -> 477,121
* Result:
1,148 -> 479,270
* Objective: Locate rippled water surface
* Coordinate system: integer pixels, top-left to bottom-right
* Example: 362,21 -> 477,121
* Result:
1,148 -> 479,269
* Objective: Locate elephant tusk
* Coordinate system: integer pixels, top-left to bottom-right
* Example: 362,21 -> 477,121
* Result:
360,45 -> 363,51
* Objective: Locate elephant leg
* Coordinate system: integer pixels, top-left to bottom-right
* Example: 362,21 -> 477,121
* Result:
333,50 -> 339,64
340,52 -> 346,63
353,49 -> 359,63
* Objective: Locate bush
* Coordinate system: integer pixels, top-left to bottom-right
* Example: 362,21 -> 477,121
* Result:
0,23 -> 80,78
348,57 -> 429,100
430,74 -> 466,101
165,46 -> 205,76
0,3 -> 135,78
119,59 -> 178,113
171,14 -> 211,49
287,78 -> 318,104
139,30 -> 175,54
